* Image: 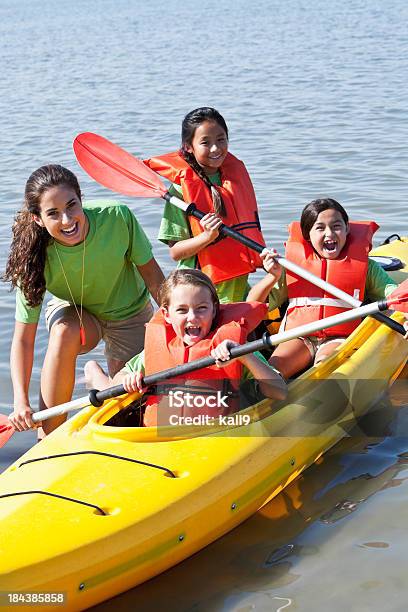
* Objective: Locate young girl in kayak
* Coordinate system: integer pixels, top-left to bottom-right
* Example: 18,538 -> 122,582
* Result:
247,198 -> 400,379
4,164 -> 164,435
145,107 -> 265,304
85,269 -> 287,426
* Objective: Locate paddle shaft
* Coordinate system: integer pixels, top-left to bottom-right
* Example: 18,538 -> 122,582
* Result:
165,195 -> 404,335
78,296 -> 393,409
28,292 -> 404,424
31,396 -> 95,424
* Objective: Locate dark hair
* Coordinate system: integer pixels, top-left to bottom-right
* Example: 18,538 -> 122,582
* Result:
300,198 -> 349,240
159,269 -> 220,328
180,107 -> 229,217
3,165 -> 82,307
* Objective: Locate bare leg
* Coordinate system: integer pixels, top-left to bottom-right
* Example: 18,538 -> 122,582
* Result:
314,341 -> 344,365
84,360 -> 112,390
38,310 -> 101,436
107,357 -> 127,378
269,338 -> 312,380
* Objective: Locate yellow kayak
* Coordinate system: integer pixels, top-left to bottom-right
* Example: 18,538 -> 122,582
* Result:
0,236 -> 407,611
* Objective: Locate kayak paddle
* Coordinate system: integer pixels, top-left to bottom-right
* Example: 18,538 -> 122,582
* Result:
73,132 -> 404,335
2,279 -> 406,447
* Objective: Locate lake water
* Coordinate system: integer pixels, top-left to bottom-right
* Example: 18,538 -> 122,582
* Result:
0,0 -> 407,610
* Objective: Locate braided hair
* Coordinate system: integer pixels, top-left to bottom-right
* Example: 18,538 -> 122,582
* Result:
180,107 -> 229,217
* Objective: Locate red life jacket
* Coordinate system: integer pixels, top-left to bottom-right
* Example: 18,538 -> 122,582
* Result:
145,151 -> 265,284
284,221 -> 378,338
143,301 -> 267,427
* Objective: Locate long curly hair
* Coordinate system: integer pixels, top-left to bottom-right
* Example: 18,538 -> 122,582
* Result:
180,107 -> 229,217
3,164 -> 82,307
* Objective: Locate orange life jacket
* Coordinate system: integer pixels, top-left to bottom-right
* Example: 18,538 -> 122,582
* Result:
284,221 -> 378,338
143,301 -> 267,427
145,151 -> 265,284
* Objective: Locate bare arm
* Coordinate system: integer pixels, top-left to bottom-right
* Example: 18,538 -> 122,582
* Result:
169,233 -> 215,261
211,340 -> 288,401
84,362 -> 147,394
137,257 -> 165,306
247,249 -> 283,303
169,213 -> 222,261
239,353 -> 287,400
247,274 -> 278,303
9,321 -> 38,430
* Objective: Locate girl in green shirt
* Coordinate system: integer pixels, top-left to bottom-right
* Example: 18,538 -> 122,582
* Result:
4,164 -> 164,435
248,198 -> 405,379
85,269 -> 287,427
156,107 -> 264,304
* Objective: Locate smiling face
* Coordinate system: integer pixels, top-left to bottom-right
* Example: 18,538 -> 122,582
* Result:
33,185 -> 88,246
186,120 -> 228,175
308,208 -> 349,259
163,283 -> 217,346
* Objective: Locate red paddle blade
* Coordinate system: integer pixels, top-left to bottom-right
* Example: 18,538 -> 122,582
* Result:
386,278 -> 408,312
73,132 -> 167,199
0,413 -> 15,448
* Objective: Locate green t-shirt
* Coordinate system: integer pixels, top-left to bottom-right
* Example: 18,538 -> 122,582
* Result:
16,201 -> 153,324
268,258 -> 398,311
158,180 -> 250,304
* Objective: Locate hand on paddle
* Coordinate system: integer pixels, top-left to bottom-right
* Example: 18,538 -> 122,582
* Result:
211,340 -> 263,370
200,213 -> 222,243
261,248 -> 282,281
8,402 -> 36,432
121,371 -> 147,394
247,248 -> 283,303
211,339 -> 240,367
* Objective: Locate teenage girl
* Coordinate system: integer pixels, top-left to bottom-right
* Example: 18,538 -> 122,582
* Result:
4,164 -> 164,434
85,269 -> 287,426
247,198 -> 402,379
145,107 -> 265,304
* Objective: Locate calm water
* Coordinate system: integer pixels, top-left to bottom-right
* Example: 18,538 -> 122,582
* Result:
0,0 -> 407,609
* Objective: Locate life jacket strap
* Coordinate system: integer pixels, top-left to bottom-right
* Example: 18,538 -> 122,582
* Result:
287,296 -> 357,309
211,220 -> 261,245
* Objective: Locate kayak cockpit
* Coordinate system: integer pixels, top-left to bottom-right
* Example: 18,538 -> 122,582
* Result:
85,390 -> 276,442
